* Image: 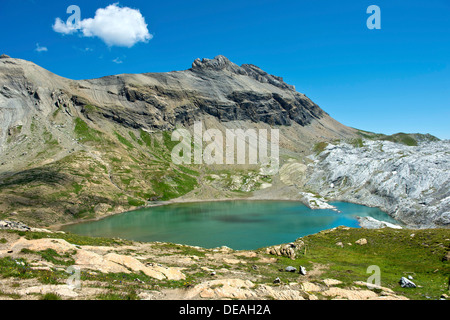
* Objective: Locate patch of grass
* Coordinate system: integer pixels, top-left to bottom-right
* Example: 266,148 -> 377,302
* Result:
82,105 -> 98,114
154,243 -> 207,257
72,182 -> 83,195
355,129 -> 438,146
313,142 -> 328,154
0,167 -> 67,189
41,293 -> 62,300
0,238 -> 7,244
34,249 -> 75,266
178,166 -> 200,177
127,197 -> 145,207
96,290 -> 139,300
150,171 -> 198,200
380,133 -> 418,146
139,130 -> 153,148
21,247 -> 76,267
162,131 -> 179,151
11,230 -> 130,247
292,227 -> 450,300
74,117 -> 102,142
30,118 -> 37,133
0,257 -> 33,279
0,290 -> 21,299
42,129 -> 59,147
114,131 -> 135,149
350,138 -> 364,148
38,270 -> 65,285
128,131 -> 142,145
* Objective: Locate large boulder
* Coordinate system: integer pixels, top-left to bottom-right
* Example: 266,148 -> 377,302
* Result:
266,241 -> 304,260
357,216 -> 402,229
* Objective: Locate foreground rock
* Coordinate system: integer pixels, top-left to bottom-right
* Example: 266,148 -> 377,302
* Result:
298,192 -> 338,211
0,220 -> 30,232
399,277 -> 417,288
357,216 -> 403,229
3,225 -> 446,300
266,241 -> 304,260
9,237 -> 185,281
0,220 -> 52,233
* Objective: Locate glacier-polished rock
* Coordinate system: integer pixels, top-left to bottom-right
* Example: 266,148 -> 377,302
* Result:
303,140 -> 450,228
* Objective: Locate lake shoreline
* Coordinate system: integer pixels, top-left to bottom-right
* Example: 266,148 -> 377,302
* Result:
50,197 -> 312,231
59,200 -> 400,250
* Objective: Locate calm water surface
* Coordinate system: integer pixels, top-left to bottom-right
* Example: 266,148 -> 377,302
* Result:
63,201 -> 399,250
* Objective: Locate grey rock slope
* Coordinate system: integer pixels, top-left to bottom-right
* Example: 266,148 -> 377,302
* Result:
0,54 -> 354,153
302,140 -> 450,228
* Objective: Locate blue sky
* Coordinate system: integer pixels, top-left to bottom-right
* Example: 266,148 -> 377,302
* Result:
1,0 -> 449,139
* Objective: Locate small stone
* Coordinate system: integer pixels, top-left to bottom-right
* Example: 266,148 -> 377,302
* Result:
441,294 -> 449,300
299,266 -> 307,275
210,271 -> 216,276
273,277 -> 281,284
399,277 -> 416,288
407,275 -> 413,280
252,265 -> 258,271
442,252 -> 450,262
336,242 -> 344,248
285,266 -> 297,273
355,238 -> 368,245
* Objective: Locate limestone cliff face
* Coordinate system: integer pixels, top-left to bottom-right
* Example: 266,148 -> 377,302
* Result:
0,54 -> 333,142
0,55 -> 353,152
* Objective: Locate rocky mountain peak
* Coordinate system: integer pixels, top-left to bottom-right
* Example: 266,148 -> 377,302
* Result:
191,55 -> 246,75
191,55 -> 295,91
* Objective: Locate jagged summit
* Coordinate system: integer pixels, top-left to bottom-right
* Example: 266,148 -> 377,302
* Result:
191,55 -> 243,73
0,54 -> 357,159
1,54 -> 343,135
191,55 -> 295,91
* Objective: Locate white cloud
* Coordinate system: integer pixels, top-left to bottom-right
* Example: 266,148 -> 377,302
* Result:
35,43 -> 48,52
52,17 -> 78,34
52,3 -> 152,48
112,57 -> 123,64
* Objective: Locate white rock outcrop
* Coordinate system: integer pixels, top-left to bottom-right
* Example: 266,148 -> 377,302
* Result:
303,140 -> 450,228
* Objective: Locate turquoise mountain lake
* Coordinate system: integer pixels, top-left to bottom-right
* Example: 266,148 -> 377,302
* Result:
62,201 -> 399,250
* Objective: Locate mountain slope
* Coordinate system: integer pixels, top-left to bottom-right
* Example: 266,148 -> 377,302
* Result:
0,55 -> 357,226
